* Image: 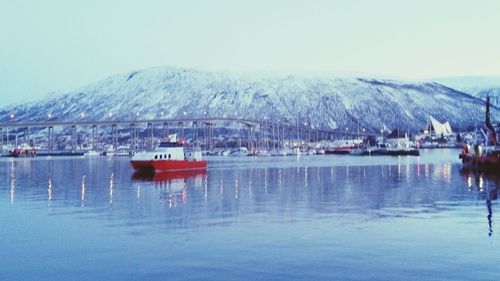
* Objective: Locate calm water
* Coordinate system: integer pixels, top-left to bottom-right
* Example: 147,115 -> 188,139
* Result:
1,149 -> 499,281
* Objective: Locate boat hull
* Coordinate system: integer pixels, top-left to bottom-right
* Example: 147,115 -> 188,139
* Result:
384,149 -> 420,156
459,152 -> 500,172
131,159 -> 207,172
325,149 -> 351,155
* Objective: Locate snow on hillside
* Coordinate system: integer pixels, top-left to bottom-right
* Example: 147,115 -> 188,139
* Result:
0,67 -> 497,132
432,76 -> 500,106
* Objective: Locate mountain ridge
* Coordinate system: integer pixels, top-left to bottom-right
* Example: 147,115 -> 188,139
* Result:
1,67 -> 497,133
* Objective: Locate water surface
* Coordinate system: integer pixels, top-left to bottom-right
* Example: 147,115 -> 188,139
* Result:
1,149 -> 498,280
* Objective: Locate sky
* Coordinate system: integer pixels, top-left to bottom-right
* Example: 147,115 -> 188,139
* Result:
1,0 -> 499,106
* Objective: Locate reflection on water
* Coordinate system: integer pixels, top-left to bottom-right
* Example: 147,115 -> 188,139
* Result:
133,170 -> 207,208
460,169 -> 500,237
0,152 -> 499,281
9,160 -> 15,204
109,172 -> 114,205
487,199 -> 493,237
3,157 -> 499,217
48,177 -> 52,203
80,175 -> 85,207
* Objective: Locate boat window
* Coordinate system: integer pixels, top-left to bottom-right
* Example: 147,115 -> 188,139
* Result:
168,154 -> 171,159
154,155 -> 158,159
159,155 -> 162,159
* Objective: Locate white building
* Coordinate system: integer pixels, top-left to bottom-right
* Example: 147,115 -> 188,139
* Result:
426,116 -> 453,136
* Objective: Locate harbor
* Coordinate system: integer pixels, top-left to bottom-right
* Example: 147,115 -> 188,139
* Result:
0,114 -> 481,158
1,1 -> 500,280
1,149 -> 499,280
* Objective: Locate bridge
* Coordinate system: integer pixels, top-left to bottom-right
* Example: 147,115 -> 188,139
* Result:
0,117 -> 376,153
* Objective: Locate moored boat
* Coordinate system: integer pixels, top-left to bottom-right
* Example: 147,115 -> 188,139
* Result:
10,144 -> 36,157
131,135 -> 207,172
459,95 -> 499,171
325,139 -> 363,154
84,150 -> 100,157
229,147 -> 249,157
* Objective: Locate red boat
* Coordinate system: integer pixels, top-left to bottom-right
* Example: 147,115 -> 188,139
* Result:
131,135 -> 207,172
325,139 -> 363,154
459,95 -> 500,171
10,145 -> 36,157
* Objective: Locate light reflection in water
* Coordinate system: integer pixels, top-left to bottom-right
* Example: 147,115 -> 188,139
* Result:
397,156 -> 401,176
330,167 -> 334,186
487,199 -> 493,237
4,157 -> 498,239
304,166 -> 308,189
109,172 -> 114,205
182,186 -> 187,205
277,168 -> 282,192
235,170 -> 239,200
81,175 -> 86,207
460,169 -> 500,237
346,165 -> 350,183
405,157 -> 410,179
220,177 -> 224,198
10,160 -> 15,204
433,163 -> 452,183
248,170 -> 252,196
417,157 -> 421,177
204,173 -> 208,202
48,178 -> 52,203
2,150 -> 500,281
131,170 -> 206,209
264,168 -> 268,194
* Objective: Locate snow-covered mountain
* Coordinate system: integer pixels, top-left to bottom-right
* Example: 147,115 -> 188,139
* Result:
1,67 -> 497,132
431,76 -> 500,107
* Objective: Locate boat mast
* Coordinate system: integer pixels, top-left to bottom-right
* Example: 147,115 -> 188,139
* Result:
485,94 -> 497,145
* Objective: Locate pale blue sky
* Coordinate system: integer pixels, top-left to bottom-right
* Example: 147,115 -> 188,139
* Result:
1,0 -> 499,105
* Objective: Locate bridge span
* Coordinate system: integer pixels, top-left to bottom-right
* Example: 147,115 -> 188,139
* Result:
0,117 -> 375,153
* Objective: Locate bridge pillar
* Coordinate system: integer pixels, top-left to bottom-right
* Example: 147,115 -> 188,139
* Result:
263,123 -> 268,150
112,124 -> 118,149
24,127 -> 28,145
71,125 -> 77,152
281,125 -> 287,148
48,126 -> 54,152
163,122 -> 169,139
92,125 -> 97,151
147,122 -> 153,150
192,122 -> 198,146
247,124 -> 254,153
206,123 -> 213,150
0,128 -> 3,153
270,123 -> 274,150
130,123 -> 136,152
205,123 -> 209,150
276,123 -> 280,150
178,122 -> 184,140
